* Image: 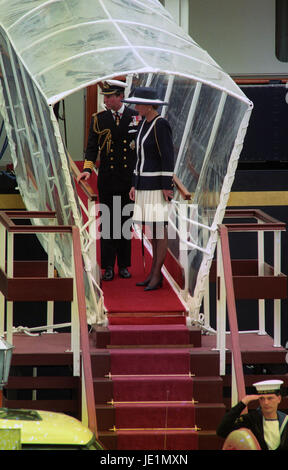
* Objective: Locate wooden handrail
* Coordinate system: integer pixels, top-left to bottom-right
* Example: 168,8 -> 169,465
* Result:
173,174 -> 191,200
224,209 -> 286,232
0,211 -> 72,233
219,224 -> 246,401
70,156 -> 191,203
72,226 -> 98,437
69,157 -> 97,202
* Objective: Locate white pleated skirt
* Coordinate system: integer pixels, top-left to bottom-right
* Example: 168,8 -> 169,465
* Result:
133,189 -> 169,223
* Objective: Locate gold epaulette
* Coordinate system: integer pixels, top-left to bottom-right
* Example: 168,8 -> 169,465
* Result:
92,109 -> 105,117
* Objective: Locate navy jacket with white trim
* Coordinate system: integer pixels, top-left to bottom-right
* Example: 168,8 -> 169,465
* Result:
133,116 -> 174,190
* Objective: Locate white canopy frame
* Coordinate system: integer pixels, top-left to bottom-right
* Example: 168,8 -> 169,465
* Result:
0,0 -> 253,327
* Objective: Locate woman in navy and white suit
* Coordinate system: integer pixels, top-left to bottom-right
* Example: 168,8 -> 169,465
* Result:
124,87 -> 174,291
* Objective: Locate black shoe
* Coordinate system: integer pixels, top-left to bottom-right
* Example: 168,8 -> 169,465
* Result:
144,278 -> 163,291
102,267 -> 114,281
119,267 -> 131,279
136,279 -> 150,286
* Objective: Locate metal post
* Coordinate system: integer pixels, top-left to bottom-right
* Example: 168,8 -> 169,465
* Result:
0,224 -> 6,336
47,230 -> 55,333
71,249 -> 81,377
273,230 -> 281,347
6,232 -> 14,345
257,222 -> 266,335
216,237 -> 227,375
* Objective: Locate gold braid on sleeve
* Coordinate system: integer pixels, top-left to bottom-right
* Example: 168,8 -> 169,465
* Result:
83,160 -> 94,171
93,114 -> 112,155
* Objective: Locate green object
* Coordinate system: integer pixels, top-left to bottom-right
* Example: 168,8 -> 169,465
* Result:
0,428 -> 21,450
0,408 -> 103,450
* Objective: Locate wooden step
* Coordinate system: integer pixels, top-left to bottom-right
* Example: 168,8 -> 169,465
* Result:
90,349 -> 220,378
98,429 -> 223,451
93,376 -> 223,404
107,315 -> 187,325
189,350 -> 220,376
198,431 -> 223,450
195,403 -> 226,429
95,402 -> 225,432
91,325 -> 202,348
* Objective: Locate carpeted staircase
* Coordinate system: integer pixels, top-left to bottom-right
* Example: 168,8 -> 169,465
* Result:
91,316 -> 225,450
90,234 -> 225,451
74,164 -> 224,449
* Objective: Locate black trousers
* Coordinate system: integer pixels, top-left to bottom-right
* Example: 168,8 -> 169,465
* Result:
98,190 -> 133,269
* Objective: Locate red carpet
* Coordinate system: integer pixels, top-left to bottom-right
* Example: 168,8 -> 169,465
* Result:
114,403 -> 196,428
109,325 -> 190,345
75,164 -> 198,449
112,376 -> 194,402
109,348 -> 191,375
74,162 -> 186,316
108,347 -> 198,449
108,316 -> 186,325
102,236 -> 186,315
116,430 -> 198,450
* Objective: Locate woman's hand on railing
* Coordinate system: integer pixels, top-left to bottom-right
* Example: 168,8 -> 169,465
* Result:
172,174 -> 191,200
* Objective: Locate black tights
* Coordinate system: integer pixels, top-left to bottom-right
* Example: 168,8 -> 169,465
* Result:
143,223 -> 168,288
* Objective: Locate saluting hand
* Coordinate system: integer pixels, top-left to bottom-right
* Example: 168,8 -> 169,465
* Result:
241,395 -> 260,406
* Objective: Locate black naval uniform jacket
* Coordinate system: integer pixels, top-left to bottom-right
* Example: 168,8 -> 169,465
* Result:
133,115 -> 174,191
84,106 -> 139,269
217,400 -> 288,450
84,106 -> 139,194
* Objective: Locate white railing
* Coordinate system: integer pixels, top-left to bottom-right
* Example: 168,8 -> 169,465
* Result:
0,210 -> 98,433
0,211 -> 79,369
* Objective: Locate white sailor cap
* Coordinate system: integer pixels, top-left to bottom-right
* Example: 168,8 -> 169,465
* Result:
253,379 -> 283,395
101,79 -> 128,95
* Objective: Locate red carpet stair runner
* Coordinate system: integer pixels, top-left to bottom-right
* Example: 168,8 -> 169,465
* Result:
91,320 -> 225,450
74,166 -> 224,448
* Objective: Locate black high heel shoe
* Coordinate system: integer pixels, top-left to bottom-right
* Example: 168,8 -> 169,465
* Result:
144,278 -> 163,292
136,279 -> 150,286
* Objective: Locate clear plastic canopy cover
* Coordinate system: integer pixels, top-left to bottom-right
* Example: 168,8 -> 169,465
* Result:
0,0 -> 248,104
0,0 -> 253,323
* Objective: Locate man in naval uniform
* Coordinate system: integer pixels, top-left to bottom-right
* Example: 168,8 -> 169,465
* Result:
77,79 -> 139,281
217,379 -> 288,450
